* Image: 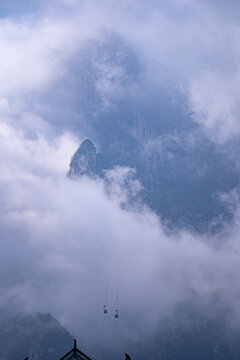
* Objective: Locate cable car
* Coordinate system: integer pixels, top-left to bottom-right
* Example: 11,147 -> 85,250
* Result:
114,309 -> 119,319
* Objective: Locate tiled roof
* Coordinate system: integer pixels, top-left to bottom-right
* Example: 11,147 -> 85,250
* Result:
59,340 -> 93,360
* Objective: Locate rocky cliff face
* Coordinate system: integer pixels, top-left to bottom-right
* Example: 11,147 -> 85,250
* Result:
68,136 -> 239,232
46,31 -> 240,232
68,139 -> 103,178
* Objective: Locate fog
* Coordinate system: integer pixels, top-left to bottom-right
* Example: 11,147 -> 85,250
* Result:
1,1 -> 240,358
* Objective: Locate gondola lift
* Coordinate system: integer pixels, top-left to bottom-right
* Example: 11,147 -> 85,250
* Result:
114,309 -> 119,319
103,294 -> 108,314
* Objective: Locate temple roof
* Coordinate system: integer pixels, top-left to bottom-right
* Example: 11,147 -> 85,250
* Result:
24,339 -> 131,360
59,340 -> 93,360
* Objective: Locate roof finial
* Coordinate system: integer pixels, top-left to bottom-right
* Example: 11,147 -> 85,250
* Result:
74,339 -> 77,349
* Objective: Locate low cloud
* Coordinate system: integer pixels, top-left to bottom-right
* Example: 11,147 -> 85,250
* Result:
1,1 -> 240,358
1,113 -> 240,356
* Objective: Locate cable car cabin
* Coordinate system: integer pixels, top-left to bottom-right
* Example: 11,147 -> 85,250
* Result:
103,305 -> 108,314
114,310 -> 119,319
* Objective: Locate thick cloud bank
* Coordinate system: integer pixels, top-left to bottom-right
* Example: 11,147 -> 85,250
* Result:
2,117 -> 240,356
1,1 -> 240,358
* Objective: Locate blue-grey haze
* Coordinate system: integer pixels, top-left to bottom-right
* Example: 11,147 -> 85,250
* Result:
1,1 -> 240,359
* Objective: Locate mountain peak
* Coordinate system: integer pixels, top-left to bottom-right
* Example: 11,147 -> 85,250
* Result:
68,139 -> 101,178
78,139 -> 96,154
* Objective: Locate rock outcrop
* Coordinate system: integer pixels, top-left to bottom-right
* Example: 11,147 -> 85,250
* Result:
68,139 -> 104,178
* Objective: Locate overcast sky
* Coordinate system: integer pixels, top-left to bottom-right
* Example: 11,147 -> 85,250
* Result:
1,1 -> 240,358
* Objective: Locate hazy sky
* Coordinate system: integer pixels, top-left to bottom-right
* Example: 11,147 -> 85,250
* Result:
1,1 -> 240,358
